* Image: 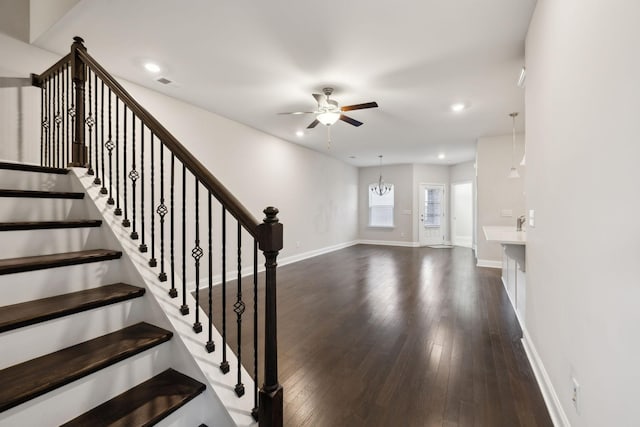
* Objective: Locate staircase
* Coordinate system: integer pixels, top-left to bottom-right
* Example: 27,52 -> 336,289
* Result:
0,162 -> 206,426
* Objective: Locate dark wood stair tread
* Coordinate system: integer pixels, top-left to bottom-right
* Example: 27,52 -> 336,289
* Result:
0,283 -> 145,333
61,368 -> 206,427
0,322 -> 172,412
0,249 -> 122,275
0,189 -> 84,199
0,220 -> 102,231
0,162 -> 69,175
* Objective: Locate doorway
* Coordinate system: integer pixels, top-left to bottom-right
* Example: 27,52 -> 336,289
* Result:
418,183 -> 446,246
451,181 -> 473,248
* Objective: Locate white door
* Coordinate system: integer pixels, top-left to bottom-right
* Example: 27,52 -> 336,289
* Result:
418,184 -> 446,246
451,181 -> 473,248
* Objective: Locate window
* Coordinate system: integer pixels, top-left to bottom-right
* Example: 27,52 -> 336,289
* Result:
424,188 -> 442,227
369,184 -> 394,227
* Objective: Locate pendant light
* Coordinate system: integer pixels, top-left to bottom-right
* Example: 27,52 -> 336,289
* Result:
508,112 -> 520,179
371,155 -> 392,196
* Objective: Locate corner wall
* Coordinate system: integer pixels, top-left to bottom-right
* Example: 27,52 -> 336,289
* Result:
525,1 -> 640,425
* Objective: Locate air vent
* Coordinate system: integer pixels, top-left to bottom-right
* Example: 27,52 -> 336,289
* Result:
156,77 -> 172,85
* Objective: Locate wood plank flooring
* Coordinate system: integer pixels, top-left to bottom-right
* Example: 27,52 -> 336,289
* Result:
203,244 -> 552,427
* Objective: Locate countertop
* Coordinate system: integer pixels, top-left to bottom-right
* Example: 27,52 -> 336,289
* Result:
483,226 -> 526,245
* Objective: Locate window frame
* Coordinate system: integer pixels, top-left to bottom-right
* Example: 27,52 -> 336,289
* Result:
368,183 -> 395,228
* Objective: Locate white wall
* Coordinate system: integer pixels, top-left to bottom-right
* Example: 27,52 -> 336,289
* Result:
449,160 -> 476,248
476,133 -> 525,264
0,33 -> 359,263
526,1 -> 640,425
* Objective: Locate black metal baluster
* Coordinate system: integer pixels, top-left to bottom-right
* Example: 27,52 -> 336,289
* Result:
122,105 -> 130,227
206,193 -> 215,352
114,100 -> 122,216
192,180 -> 202,333
139,120 -> 147,252
129,114 -> 139,240
252,239 -> 259,420
48,76 -> 52,167
93,73 -> 100,184
157,143 -> 167,282
180,165 -> 189,315
64,65 -> 69,167
86,70 -> 94,175
169,153 -> 177,297
55,71 -> 61,168
67,64 -> 76,168
40,81 -> 45,166
235,222 -> 245,397
106,88 -> 114,205
220,207 -> 229,374
149,133 -> 157,266
99,81 -> 107,194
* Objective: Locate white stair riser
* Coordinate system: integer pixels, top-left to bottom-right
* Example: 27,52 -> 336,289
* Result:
2,259 -> 124,306
0,169 -> 72,192
0,343 -> 173,427
0,227 -> 107,258
0,197 -> 92,222
0,298 -> 146,370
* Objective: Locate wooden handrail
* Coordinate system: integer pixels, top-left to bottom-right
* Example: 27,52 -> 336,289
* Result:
74,49 -> 260,237
31,53 -> 71,87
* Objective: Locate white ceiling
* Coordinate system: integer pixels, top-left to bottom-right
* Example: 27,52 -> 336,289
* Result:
35,0 -> 536,167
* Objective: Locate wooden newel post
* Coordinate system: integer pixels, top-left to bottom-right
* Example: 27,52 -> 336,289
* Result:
70,36 -> 87,167
257,206 -> 284,427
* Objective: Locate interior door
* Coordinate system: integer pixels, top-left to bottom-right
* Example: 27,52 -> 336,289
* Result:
451,181 -> 473,248
419,184 -> 445,246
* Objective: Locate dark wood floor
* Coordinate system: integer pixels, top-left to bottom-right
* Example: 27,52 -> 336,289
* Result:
203,244 -> 552,427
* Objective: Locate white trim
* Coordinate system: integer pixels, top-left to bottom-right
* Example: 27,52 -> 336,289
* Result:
521,329 -> 570,427
192,240 -> 360,290
357,239 -> 420,248
476,259 -> 501,268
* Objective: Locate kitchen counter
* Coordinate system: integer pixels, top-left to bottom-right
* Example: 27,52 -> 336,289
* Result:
483,226 -> 526,245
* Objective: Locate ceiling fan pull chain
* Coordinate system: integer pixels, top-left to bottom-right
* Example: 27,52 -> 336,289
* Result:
327,126 -> 332,150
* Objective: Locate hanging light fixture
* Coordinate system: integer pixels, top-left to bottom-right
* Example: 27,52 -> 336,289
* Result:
508,112 -> 520,179
371,155 -> 392,196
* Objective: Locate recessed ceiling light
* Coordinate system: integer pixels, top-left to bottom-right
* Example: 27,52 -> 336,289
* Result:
296,131 -> 304,137
451,103 -> 465,112
438,153 -> 445,159
144,62 -> 161,73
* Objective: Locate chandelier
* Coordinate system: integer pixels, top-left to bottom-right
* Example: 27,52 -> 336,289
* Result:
371,155 -> 392,196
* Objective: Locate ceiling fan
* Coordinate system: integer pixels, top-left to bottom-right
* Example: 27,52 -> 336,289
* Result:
279,87 -> 378,129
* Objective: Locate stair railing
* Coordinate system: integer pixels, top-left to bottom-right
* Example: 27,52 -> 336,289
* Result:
30,37 -> 283,426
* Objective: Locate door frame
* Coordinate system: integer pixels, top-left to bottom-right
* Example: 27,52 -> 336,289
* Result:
418,182 -> 447,246
450,180 -> 473,248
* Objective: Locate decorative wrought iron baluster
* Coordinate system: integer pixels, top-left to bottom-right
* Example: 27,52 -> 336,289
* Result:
169,153 -> 177,298
234,221 -> 245,397
48,76 -> 52,167
122,105 -> 130,227
55,71 -> 62,168
252,239 -> 259,420
206,193 -> 215,352
220,207 -> 229,374
99,81 -> 107,194
180,165 -> 189,315
129,115 -> 139,240
192,180 -> 202,333
64,65 -> 69,166
67,65 -> 76,168
86,70 -> 94,175
106,88 -> 115,205
114,100 -> 122,216
40,81 -> 46,166
139,120 -> 147,252
93,73 -> 100,184
149,133 -> 157,266
157,143 -> 167,281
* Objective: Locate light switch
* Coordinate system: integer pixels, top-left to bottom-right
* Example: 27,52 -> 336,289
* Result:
529,209 -> 535,227
501,209 -> 513,217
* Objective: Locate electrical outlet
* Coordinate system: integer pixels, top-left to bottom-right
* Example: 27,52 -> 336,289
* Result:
571,377 -> 580,412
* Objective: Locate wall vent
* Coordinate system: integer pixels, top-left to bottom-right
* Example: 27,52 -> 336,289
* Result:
156,77 -> 172,85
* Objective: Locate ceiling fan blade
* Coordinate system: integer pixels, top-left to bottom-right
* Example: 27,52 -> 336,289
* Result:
340,101 -> 378,112
307,119 -> 320,129
277,111 -> 317,115
340,114 -> 363,127
312,93 -> 324,104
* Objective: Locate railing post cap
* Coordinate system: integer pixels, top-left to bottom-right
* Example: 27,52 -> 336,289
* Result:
263,207 -> 279,224
73,36 -> 85,44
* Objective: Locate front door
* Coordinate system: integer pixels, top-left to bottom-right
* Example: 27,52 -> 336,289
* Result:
418,184 -> 445,246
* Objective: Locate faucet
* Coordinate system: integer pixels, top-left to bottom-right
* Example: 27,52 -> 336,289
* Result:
517,215 -> 526,231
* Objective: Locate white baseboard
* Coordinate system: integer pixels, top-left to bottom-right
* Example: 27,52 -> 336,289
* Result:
279,240 -> 359,267
476,259 -> 501,268
521,329 -> 570,427
357,239 -> 420,247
